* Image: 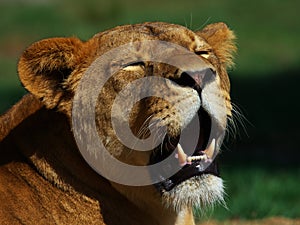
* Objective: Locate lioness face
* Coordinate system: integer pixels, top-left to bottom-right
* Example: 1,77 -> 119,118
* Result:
92,23 -> 236,211
18,22 -> 236,213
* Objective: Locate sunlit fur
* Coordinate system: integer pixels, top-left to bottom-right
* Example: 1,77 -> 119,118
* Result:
0,22 -> 236,225
162,175 -> 225,213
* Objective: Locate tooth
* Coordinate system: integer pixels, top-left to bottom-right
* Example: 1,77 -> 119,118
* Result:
203,138 -> 215,159
187,155 -> 208,162
176,144 -> 187,166
176,139 -> 216,166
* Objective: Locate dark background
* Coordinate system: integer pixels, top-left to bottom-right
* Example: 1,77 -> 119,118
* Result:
0,0 -> 299,221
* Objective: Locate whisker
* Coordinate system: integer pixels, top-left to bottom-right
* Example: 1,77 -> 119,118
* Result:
189,13 -> 193,29
152,126 -> 167,152
160,133 -> 167,156
194,17 -> 211,31
132,115 -> 166,153
226,102 -> 251,143
232,103 -> 251,136
183,17 -> 188,29
136,115 -> 154,138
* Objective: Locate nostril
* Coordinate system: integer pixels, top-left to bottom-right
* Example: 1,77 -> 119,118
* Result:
183,68 -> 215,88
170,68 -> 216,91
171,72 -> 197,89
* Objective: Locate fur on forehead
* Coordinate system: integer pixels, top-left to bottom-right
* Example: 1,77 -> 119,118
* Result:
17,22 -> 236,112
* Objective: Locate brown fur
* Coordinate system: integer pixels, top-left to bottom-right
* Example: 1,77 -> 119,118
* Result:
0,22 -> 236,225
0,94 -> 42,142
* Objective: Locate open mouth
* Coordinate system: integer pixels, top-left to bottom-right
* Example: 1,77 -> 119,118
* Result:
149,107 -> 220,191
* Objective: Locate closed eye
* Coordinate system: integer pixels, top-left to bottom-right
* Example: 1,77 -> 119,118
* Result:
195,50 -> 210,59
123,61 -> 145,71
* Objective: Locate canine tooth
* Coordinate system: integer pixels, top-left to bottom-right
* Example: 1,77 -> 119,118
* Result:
176,144 -> 187,166
203,138 -> 215,159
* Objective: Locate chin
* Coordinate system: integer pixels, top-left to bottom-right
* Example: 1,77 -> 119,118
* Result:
161,174 -> 225,212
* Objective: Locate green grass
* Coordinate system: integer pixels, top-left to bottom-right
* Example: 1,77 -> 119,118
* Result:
195,166 -> 300,221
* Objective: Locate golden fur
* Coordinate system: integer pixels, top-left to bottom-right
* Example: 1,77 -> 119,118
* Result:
0,22 -> 236,225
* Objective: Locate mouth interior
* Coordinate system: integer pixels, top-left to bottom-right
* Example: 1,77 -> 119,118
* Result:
149,107 -> 220,191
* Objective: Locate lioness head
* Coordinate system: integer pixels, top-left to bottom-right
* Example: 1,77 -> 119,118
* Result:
18,22 -> 236,213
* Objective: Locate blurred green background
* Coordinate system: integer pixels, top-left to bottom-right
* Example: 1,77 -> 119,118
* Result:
0,0 -> 299,222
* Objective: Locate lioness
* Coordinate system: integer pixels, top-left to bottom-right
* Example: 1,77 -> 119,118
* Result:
0,22 -> 236,225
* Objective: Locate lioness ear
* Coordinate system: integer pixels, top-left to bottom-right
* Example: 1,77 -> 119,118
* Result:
197,22 -> 237,68
18,37 -> 84,109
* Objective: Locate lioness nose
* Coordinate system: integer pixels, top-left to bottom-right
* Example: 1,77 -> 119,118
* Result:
184,68 -> 216,88
174,68 -> 216,91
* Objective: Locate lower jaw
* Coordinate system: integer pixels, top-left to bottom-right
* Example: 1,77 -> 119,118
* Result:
161,174 -> 225,212
155,160 -> 219,192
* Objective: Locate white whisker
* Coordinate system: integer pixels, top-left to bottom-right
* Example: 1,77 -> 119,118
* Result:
226,102 -> 251,142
